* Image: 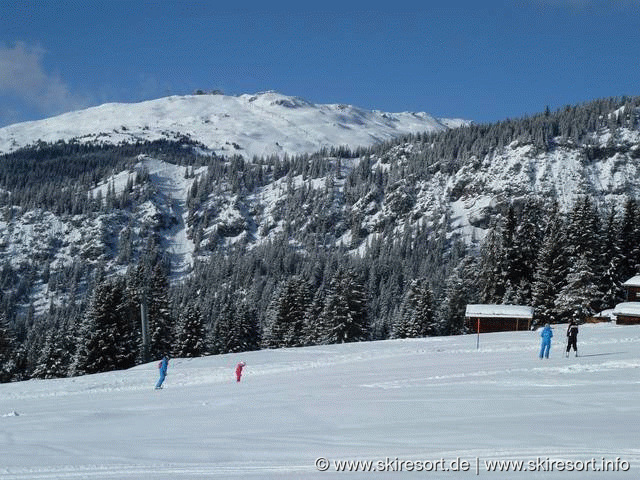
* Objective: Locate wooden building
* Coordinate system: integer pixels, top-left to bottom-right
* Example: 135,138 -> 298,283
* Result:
612,276 -> 640,324
612,302 -> 640,325
623,275 -> 640,301
585,310 -> 614,323
465,304 -> 534,333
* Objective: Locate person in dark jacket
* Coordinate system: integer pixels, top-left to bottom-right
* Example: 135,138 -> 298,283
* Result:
539,323 -> 553,359
566,321 -> 579,357
155,355 -> 169,389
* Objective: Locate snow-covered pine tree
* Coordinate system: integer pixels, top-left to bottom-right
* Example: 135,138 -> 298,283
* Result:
291,279 -> 313,345
509,198 -> 546,302
32,331 -> 66,379
262,277 -> 311,348
618,197 -> 640,281
393,278 -> 435,338
319,270 -> 368,344
318,287 -> 352,345
122,267 -> 144,362
72,278 -> 138,375
148,263 -> 173,358
228,301 -> 260,353
531,204 -> 567,325
211,298 -> 259,355
30,304 -> 81,379
18,327 -> 44,379
566,197 -> 601,264
477,225 -> 503,304
302,287 -> 326,346
414,282 -> 436,336
600,204 -> 624,309
554,253 -> 603,323
437,257 -> 476,335
211,301 -> 235,354
500,205 -> 519,290
0,312 -> 16,382
174,304 -> 205,358
565,196 -> 606,311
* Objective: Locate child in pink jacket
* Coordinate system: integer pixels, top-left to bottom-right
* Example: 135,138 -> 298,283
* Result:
235,361 -> 246,382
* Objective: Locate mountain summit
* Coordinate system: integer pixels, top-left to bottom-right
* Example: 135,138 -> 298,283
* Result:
0,91 -> 465,158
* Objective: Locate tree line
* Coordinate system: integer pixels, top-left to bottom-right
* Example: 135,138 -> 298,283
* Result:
4,192 -> 639,381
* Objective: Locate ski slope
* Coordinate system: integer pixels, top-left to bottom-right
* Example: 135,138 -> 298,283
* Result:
0,322 -> 638,479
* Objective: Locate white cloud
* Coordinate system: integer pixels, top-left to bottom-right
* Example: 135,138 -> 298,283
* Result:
0,42 -> 90,119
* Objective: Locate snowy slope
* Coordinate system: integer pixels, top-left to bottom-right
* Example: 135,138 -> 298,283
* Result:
0,91 -> 461,159
134,157 -> 205,279
1,322 -> 638,479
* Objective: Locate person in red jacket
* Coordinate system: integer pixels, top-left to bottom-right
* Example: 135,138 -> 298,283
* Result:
235,361 -> 246,382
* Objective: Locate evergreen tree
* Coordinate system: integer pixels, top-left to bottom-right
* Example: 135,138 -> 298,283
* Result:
210,298 -> 259,355
477,225 -> 504,304
0,312 -> 15,383
319,270 -> 369,344
32,330 -> 68,379
215,300 -> 260,354
72,278 -> 138,375
554,253 -> 602,322
500,205 -> 520,290
531,204 -> 567,325
122,268 -> 143,361
508,198 -> 545,303
618,197 -> 640,281
565,196 -> 602,270
303,287 -> 327,346
393,278 -> 436,338
437,257 -> 477,335
262,277 -> 311,348
174,304 -> 206,357
211,300 -> 235,355
148,264 -> 173,357
235,301 -> 261,352
600,205 -> 624,308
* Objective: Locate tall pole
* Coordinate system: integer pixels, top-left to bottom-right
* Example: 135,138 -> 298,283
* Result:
140,291 -> 150,363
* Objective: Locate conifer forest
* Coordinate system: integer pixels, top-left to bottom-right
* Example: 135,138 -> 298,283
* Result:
2,96 -> 640,381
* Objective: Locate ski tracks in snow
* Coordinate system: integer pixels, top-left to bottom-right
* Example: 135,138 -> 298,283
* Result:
0,462 -> 316,479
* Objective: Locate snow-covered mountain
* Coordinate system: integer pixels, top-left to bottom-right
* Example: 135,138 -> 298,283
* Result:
2,93 -> 640,362
1,322 -> 638,479
1,96 -> 640,319
374,126 -> 640,244
0,91 -> 465,159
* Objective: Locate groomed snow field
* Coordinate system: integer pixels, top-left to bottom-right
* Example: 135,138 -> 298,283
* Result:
0,322 -> 638,479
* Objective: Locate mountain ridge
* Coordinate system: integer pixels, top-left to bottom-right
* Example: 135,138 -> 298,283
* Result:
0,91 -> 466,159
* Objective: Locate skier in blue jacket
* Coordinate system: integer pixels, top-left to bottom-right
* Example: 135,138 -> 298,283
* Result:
155,355 -> 169,389
539,323 -> 553,359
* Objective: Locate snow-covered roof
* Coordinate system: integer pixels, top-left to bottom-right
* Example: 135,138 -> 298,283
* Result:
465,304 -> 534,319
623,275 -> 640,287
612,302 -> 640,317
595,309 -> 616,320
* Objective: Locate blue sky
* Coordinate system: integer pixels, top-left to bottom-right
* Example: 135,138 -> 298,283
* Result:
0,0 -> 638,127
